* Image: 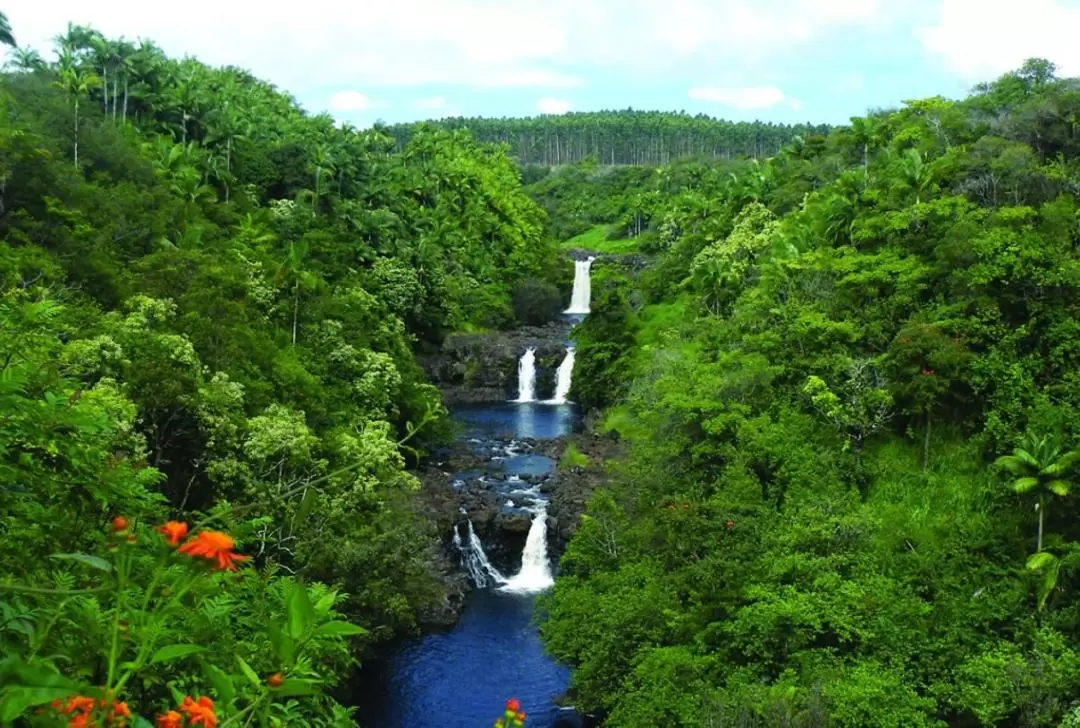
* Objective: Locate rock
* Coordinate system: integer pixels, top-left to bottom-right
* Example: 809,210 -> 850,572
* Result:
495,511 -> 533,533
419,324 -> 572,401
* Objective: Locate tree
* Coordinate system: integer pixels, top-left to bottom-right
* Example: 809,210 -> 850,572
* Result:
0,11 -> 15,47
275,240 -> 319,345
8,47 -> 46,73
995,432 -> 1079,552
53,47 -> 102,167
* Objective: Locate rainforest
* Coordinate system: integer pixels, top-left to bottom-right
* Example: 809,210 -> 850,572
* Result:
4,9 -> 1080,728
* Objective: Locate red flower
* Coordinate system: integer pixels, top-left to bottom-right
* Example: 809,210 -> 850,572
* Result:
180,696 -> 217,728
157,521 -> 189,547
156,711 -> 183,728
111,516 -> 128,532
179,531 -> 249,571
267,672 -> 284,688
506,698 -> 521,713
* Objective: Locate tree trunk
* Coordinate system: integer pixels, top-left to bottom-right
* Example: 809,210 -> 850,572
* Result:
73,98 -> 79,168
102,66 -> 108,113
112,76 -> 118,120
922,410 -> 931,471
123,77 -> 129,123
291,283 -> 299,345
1037,495 -> 1044,552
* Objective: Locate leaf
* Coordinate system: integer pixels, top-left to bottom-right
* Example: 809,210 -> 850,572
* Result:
48,553 -> 113,572
293,487 -> 317,528
0,687 -> 78,722
313,621 -> 368,638
1047,479 -> 1071,496
1027,552 -> 1057,571
236,655 -> 260,688
267,621 -> 294,665
274,679 -> 315,697
286,582 -> 314,640
201,661 -> 234,706
1038,558 -> 1062,611
150,644 -> 205,664
1011,477 -> 1039,494
133,717 -> 156,728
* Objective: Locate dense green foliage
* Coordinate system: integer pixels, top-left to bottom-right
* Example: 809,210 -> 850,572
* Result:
542,59 -> 1080,727
0,17 -> 562,723
387,111 -> 829,167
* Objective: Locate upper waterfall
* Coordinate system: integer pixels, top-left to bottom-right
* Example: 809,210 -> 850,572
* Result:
514,347 -> 537,403
564,257 -> 596,315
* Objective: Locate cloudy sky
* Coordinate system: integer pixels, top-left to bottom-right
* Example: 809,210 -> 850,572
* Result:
5,0 -> 1080,126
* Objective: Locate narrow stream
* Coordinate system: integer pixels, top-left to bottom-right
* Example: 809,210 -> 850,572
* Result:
365,257 -> 593,727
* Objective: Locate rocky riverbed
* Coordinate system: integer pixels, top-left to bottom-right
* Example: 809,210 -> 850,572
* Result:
411,418 -> 617,628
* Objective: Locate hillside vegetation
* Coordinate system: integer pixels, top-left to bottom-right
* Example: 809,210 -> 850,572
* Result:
386,111 -> 829,167
540,59 -> 1080,727
0,16 -> 562,725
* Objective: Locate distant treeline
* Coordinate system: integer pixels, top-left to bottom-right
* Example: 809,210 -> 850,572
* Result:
383,111 -> 832,166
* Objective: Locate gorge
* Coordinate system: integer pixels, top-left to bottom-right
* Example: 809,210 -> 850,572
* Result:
365,253 -> 597,727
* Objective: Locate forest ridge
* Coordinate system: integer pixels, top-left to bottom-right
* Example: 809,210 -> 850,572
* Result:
386,112 -> 831,167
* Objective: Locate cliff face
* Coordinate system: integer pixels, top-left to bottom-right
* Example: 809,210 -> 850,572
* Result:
421,324 -> 573,403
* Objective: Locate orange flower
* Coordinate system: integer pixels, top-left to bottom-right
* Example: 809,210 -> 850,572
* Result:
156,711 -> 183,728
111,516 -> 128,532
110,701 -> 131,724
267,672 -> 284,688
179,531 -> 249,571
505,698 -> 520,713
57,695 -> 97,715
180,695 -> 218,727
157,521 -> 189,546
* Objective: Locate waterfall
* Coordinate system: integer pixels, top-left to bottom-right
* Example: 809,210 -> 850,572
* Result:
454,521 -> 506,588
564,257 -> 596,315
543,347 -> 575,404
514,347 -> 537,403
500,507 -> 554,594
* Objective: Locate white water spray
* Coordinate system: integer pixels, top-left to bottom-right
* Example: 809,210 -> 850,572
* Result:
500,506 -> 554,594
543,347 -> 575,404
564,257 -> 596,315
514,347 -> 537,403
453,521 -> 506,588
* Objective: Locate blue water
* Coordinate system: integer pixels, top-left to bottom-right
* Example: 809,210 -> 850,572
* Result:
364,403 -> 581,727
368,590 -> 574,727
453,403 -> 578,441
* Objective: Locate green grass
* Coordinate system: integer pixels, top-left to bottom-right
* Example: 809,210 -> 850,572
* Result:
560,225 -> 641,255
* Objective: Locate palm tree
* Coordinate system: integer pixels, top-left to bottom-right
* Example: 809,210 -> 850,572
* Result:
53,48 -> 102,167
0,11 -> 16,47
275,241 -> 318,345
8,47 -> 45,73
995,432 -> 1079,552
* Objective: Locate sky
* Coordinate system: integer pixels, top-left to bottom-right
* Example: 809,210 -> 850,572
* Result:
5,0 -> 1080,128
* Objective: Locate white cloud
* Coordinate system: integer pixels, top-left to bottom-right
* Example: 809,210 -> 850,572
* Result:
688,85 -> 794,109
536,97 -> 572,114
329,91 -> 389,112
918,0 -> 1080,80
4,0 -> 891,95
412,96 -> 447,110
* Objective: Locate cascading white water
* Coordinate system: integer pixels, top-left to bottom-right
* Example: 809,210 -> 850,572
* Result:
564,257 -> 596,314
514,347 -> 537,403
454,521 -> 506,588
543,347 -> 575,405
500,506 -> 554,593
